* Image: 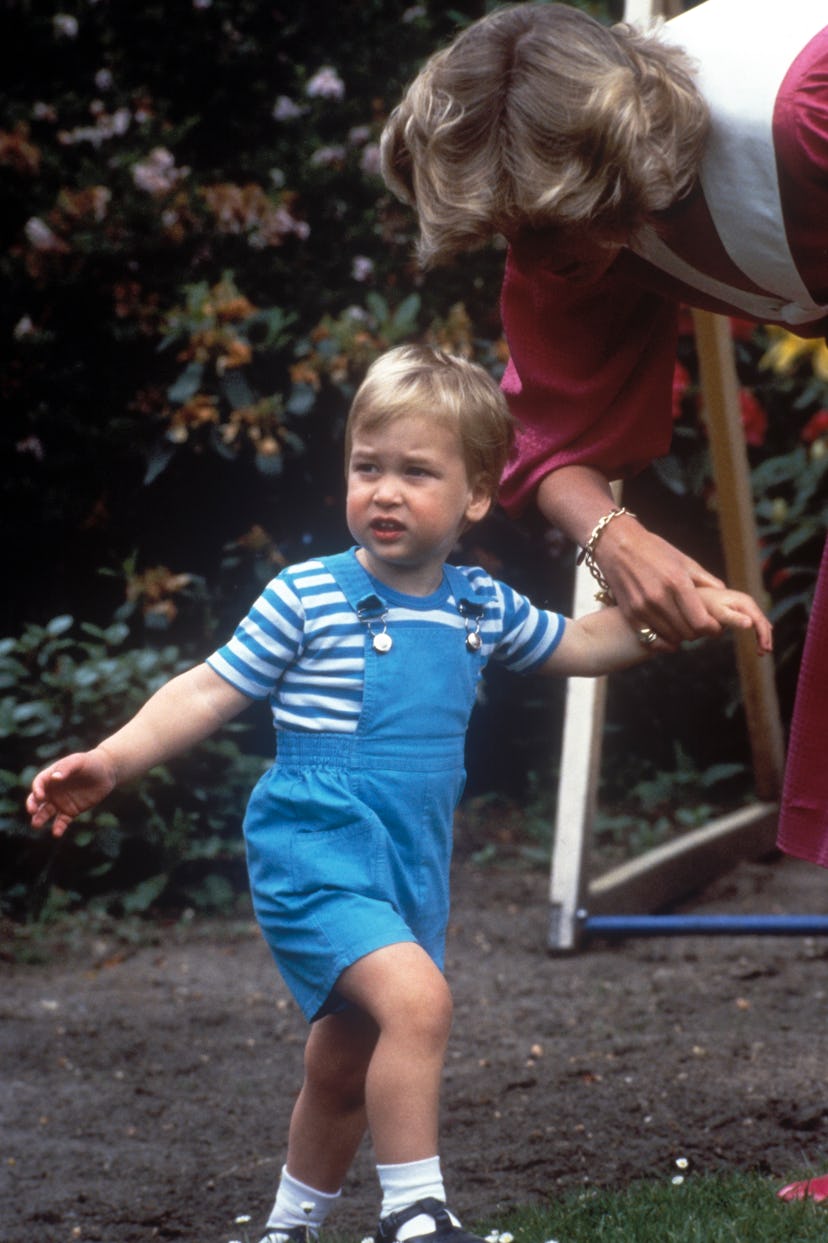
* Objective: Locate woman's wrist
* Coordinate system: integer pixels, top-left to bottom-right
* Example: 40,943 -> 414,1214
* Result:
536,464 -> 618,546
577,506 -> 641,603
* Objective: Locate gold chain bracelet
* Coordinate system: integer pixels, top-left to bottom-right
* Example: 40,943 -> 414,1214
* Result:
576,507 -> 636,605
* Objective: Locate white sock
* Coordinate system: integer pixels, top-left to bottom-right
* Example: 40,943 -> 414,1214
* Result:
377,1157 -> 459,1239
266,1165 -> 342,1235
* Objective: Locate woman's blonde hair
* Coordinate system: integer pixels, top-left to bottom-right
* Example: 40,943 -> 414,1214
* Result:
345,344 -> 515,503
381,2 -> 709,266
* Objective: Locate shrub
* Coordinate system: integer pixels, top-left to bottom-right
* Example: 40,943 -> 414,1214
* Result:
0,615 -> 268,919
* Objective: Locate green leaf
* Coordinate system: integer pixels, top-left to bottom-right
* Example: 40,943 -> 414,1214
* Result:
46,615 -> 74,638
119,873 -> 169,914
167,360 -> 205,403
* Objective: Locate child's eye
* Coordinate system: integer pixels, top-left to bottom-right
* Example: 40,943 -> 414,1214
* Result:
352,460 -> 377,475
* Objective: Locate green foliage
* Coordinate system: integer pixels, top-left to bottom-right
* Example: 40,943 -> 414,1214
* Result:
462,1170 -> 828,1243
456,747 -> 750,870
0,615 -> 268,920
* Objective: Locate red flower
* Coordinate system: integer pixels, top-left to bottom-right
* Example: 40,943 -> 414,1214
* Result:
739,389 -> 767,446
672,359 -> 691,421
729,317 -> 757,341
801,409 -> 828,444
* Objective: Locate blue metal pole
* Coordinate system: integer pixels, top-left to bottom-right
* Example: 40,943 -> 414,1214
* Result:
582,913 -> 828,938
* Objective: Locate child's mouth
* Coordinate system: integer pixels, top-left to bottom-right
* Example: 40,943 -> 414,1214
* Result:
370,519 -> 405,542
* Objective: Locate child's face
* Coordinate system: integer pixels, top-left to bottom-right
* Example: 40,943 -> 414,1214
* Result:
346,412 -> 490,595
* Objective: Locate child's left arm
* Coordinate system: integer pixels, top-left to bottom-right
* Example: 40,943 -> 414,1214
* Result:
539,585 -> 772,679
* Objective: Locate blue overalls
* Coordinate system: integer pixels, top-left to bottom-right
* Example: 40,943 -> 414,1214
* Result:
242,550 -> 487,1021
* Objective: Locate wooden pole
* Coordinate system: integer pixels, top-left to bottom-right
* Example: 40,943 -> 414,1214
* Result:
692,310 -> 786,799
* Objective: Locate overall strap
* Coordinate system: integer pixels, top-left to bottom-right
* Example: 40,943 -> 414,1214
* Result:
320,549 -> 383,614
442,562 -> 489,650
442,562 -> 487,609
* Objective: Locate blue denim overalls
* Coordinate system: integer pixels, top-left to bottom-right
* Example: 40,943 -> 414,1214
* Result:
243,549 -> 486,1021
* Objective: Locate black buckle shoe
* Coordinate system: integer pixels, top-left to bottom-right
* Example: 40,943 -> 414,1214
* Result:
376,1197 -> 486,1243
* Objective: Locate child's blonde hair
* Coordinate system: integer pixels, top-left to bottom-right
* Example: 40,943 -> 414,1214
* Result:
345,344 -> 515,504
381,2 -> 709,267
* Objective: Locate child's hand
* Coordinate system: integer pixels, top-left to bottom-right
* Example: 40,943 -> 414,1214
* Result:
27,750 -> 117,838
697,587 -> 773,654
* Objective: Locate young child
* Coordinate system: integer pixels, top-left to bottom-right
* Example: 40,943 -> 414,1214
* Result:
27,344 -> 772,1243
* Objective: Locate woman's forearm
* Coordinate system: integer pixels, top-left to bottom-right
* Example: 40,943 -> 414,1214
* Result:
535,464 -> 621,547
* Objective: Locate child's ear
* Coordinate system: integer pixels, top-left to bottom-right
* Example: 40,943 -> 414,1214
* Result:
465,476 -> 493,526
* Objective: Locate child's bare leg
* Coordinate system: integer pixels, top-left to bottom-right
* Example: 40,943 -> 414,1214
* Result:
286,1005 -> 378,1190
335,941 -> 453,1164
262,1008 -> 378,1239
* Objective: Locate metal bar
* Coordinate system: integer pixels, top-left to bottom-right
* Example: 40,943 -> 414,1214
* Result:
583,913 -> 828,938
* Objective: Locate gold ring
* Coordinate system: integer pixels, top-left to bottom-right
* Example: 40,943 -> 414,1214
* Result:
638,626 -> 658,646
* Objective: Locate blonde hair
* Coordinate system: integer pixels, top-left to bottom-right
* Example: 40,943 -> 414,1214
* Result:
345,344 -> 515,503
381,2 -> 709,266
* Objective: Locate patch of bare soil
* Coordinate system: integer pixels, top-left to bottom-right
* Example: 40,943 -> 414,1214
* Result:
3,852 -> 828,1243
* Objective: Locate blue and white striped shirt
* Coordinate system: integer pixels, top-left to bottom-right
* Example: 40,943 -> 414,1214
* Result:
207,553 -> 565,734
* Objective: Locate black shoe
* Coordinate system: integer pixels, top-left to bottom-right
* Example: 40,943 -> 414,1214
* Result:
258,1227 -> 314,1243
376,1197 -> 486,1243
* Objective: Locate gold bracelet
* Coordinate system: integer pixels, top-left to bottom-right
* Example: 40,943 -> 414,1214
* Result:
576,507 -> 636,605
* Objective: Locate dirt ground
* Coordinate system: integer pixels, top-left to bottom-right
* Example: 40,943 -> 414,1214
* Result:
4,849 -> 828,1243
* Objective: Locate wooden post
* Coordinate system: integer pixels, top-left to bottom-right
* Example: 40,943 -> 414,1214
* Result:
692,310 -> 785,799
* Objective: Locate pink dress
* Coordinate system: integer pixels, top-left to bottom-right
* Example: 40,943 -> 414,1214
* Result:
497,1 -> 828,862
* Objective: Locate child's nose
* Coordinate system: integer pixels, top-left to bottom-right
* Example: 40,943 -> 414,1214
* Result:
374,474 -> 401,503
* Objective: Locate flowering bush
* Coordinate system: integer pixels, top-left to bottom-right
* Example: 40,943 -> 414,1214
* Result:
2,0 -> 515,641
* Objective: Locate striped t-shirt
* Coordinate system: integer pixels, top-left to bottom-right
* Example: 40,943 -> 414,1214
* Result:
207,552 -> 566,734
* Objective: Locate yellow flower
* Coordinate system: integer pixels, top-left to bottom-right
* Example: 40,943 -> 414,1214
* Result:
759,326 -> 821,375
813,340 -> 828,382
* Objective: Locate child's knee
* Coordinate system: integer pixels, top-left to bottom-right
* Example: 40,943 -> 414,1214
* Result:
394,969 -> 453,1047
304,1016 -> 373,1108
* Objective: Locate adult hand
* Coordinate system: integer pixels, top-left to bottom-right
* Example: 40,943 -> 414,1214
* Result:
27,750 -> 117,838
594,515 -> 726,650
537,465 -> 727,649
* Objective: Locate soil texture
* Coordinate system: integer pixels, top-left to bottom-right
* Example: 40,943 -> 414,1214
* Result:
4,852 -> 828,1243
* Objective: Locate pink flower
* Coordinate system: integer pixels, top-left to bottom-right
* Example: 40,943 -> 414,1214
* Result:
273,95 -> 303,122
351,255 -> 374,282
360,143 -> 381,177
310,144 -> 345,169
53,14 -> 79,38
24,217 -> 69,253
306,67 -> 345,100
132,147 -> 188,195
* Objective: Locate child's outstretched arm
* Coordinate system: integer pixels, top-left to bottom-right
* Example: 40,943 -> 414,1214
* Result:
540,586 -> 772,679
27,663 -> 250,837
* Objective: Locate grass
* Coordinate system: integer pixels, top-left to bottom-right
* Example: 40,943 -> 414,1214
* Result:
462,1173 -> 828,1243
232,1173 -> 828,1243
